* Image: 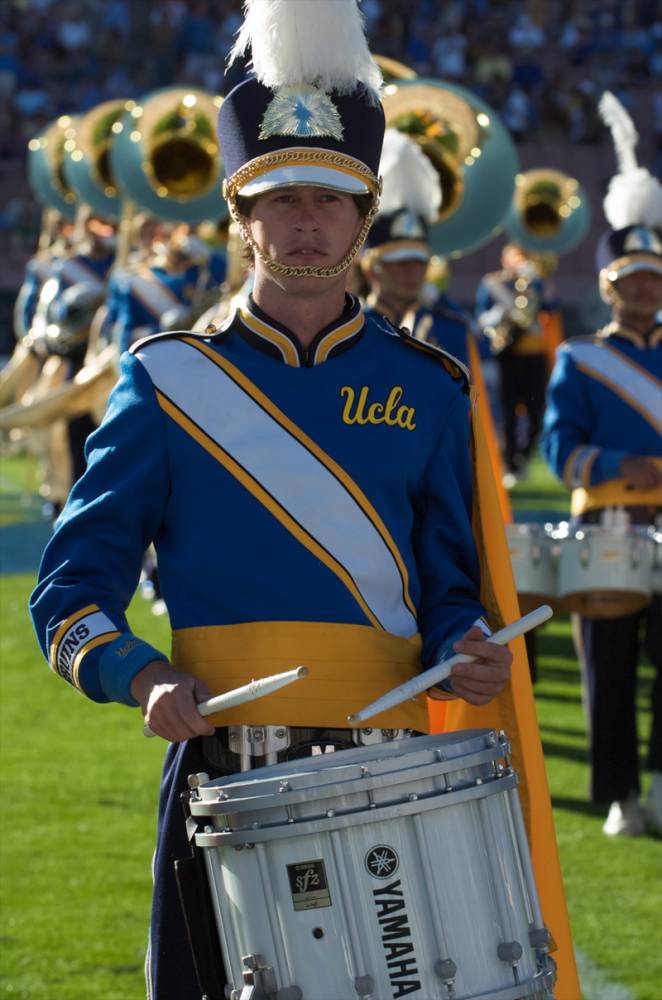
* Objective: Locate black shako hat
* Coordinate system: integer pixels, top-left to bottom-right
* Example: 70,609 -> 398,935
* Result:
363,209 -> 430,262
218,77 -> 384,199
595,225 -> 662,280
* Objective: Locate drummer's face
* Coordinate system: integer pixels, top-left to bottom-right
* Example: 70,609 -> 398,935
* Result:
615,269 -> 662,315
248,185 -> 363,276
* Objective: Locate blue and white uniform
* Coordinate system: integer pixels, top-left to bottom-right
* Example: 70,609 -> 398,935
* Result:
111,253 -> 226,354
31,297 -> 487,721
542,322 -> 662,807
542,324 -> 662,504
30,297 -> 489,999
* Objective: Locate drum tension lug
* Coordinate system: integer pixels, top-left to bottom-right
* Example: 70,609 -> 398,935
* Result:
434,958 -> 457,994
235,954 -> 302,1000
497,940 -> 523,964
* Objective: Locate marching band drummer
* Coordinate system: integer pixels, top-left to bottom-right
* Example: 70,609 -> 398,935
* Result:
541,92 -> 662,838
29,3 -> 513,998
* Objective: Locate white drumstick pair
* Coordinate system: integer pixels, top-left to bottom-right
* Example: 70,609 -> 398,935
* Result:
143,606 -> 551,738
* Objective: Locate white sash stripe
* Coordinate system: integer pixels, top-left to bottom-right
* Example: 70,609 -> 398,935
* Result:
131,273 -> 182,322
137,339 -> 418,638
60,258 -> 105,291
567,342 -> 662,429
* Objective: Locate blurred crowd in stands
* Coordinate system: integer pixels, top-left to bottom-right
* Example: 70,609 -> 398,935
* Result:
1,0 -> 660,264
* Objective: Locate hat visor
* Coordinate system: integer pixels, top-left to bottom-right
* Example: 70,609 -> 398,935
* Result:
606,255 -> 662,281
380,246 -> 430,263
238,164 -> 370,197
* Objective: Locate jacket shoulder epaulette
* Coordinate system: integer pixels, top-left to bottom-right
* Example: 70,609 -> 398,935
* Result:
373,313 -> 470,385
129,328 -> 215,355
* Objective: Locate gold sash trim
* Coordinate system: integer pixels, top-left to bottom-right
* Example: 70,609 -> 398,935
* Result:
571,458 -> 662,515
171,620 -> 429,730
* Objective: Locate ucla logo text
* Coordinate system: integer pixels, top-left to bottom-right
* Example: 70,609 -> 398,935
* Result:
340,385 -> 416,431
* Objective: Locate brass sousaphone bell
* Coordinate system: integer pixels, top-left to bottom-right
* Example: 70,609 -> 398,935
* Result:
381,78 -> 519,257
109,87 -> 227,224
62,98 -> 133,221
506,168 -> 590,254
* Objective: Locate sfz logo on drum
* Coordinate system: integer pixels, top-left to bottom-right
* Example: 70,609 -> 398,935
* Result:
365,845 -> 399,879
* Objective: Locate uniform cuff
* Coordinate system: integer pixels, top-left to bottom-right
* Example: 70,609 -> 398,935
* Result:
98,635 -> 169,706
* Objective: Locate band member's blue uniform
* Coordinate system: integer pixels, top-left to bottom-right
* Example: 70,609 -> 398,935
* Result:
31,301 -> 488,997
542,219 -> 662,836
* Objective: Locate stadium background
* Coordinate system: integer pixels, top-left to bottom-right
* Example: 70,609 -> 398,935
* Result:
0,0 -> 660,348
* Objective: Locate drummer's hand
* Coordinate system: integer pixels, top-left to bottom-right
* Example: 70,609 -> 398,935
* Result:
130,660 -> 216,742
449,627 -> 512,705
620,456 -> 662,491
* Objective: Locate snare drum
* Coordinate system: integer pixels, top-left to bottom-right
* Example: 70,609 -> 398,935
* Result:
506,523 -> 558,614
191,730 -> 556,1000
557,524 -> 656,618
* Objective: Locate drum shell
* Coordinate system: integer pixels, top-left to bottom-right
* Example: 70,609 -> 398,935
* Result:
557,526 -> 655,619
506,523 -> 558,614
193,731 -> 554,1000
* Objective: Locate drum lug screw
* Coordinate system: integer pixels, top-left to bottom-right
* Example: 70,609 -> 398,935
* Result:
274,728 -> 287,739
408,792 -> 419,801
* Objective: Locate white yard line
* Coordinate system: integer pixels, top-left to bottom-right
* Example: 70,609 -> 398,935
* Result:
576,947 -> 638,1000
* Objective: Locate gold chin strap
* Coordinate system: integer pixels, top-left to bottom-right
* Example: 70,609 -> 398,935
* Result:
228,191 -> 381,279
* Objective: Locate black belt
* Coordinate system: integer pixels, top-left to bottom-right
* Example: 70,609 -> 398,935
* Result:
201,726 -> 357,773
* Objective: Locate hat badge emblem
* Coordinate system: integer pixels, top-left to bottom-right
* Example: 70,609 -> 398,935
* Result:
623,226 -> 662,255
392,211 -> 425,239
259,85 -> 344,141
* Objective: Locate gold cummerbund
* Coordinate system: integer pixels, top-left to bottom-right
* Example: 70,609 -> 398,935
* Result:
571,460 -> 662,515
171,620 -> 431,730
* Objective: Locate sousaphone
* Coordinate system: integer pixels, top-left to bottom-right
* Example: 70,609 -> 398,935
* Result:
381,78 -> 519,257
506,168 -> 590,254
62,99 -> 133,221
110,87 -> 227,224
28,116 -> 79,222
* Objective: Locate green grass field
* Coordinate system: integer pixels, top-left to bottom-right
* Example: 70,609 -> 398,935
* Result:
1,453 -> 660,999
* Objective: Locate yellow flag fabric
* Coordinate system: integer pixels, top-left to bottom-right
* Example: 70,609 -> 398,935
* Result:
540,309 -> 565,375
466,334 -> 512,524
427,382 -> 581,999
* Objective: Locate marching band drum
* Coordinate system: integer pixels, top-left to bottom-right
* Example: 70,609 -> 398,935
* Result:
189,729 -> 556,1000
507,512 -> 661,619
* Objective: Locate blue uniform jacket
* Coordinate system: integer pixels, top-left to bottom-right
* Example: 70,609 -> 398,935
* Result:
30,297 -> 486,709
365,301 -> 471,366
113,252 -> 226,354
541,325 -> 662,489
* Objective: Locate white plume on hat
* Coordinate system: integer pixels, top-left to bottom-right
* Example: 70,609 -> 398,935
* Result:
599,90 -> 662,230
378,129 -> 442,222
229,0 -> 383,104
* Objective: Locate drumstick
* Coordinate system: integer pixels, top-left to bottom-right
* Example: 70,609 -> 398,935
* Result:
347,605 -> 553,725
143,665 -> 309,738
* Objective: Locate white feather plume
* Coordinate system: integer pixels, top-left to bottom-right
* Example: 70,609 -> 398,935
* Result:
229,0 -> 382,103
603,167 -> 662,230
599,90 -> 662,228
378,129 -> 442,222
598,91 -> 639,176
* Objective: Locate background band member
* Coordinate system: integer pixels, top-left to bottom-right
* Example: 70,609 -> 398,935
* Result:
362,128 -> 474,364
542,91 -> 662,837
476,241 -> 557,483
